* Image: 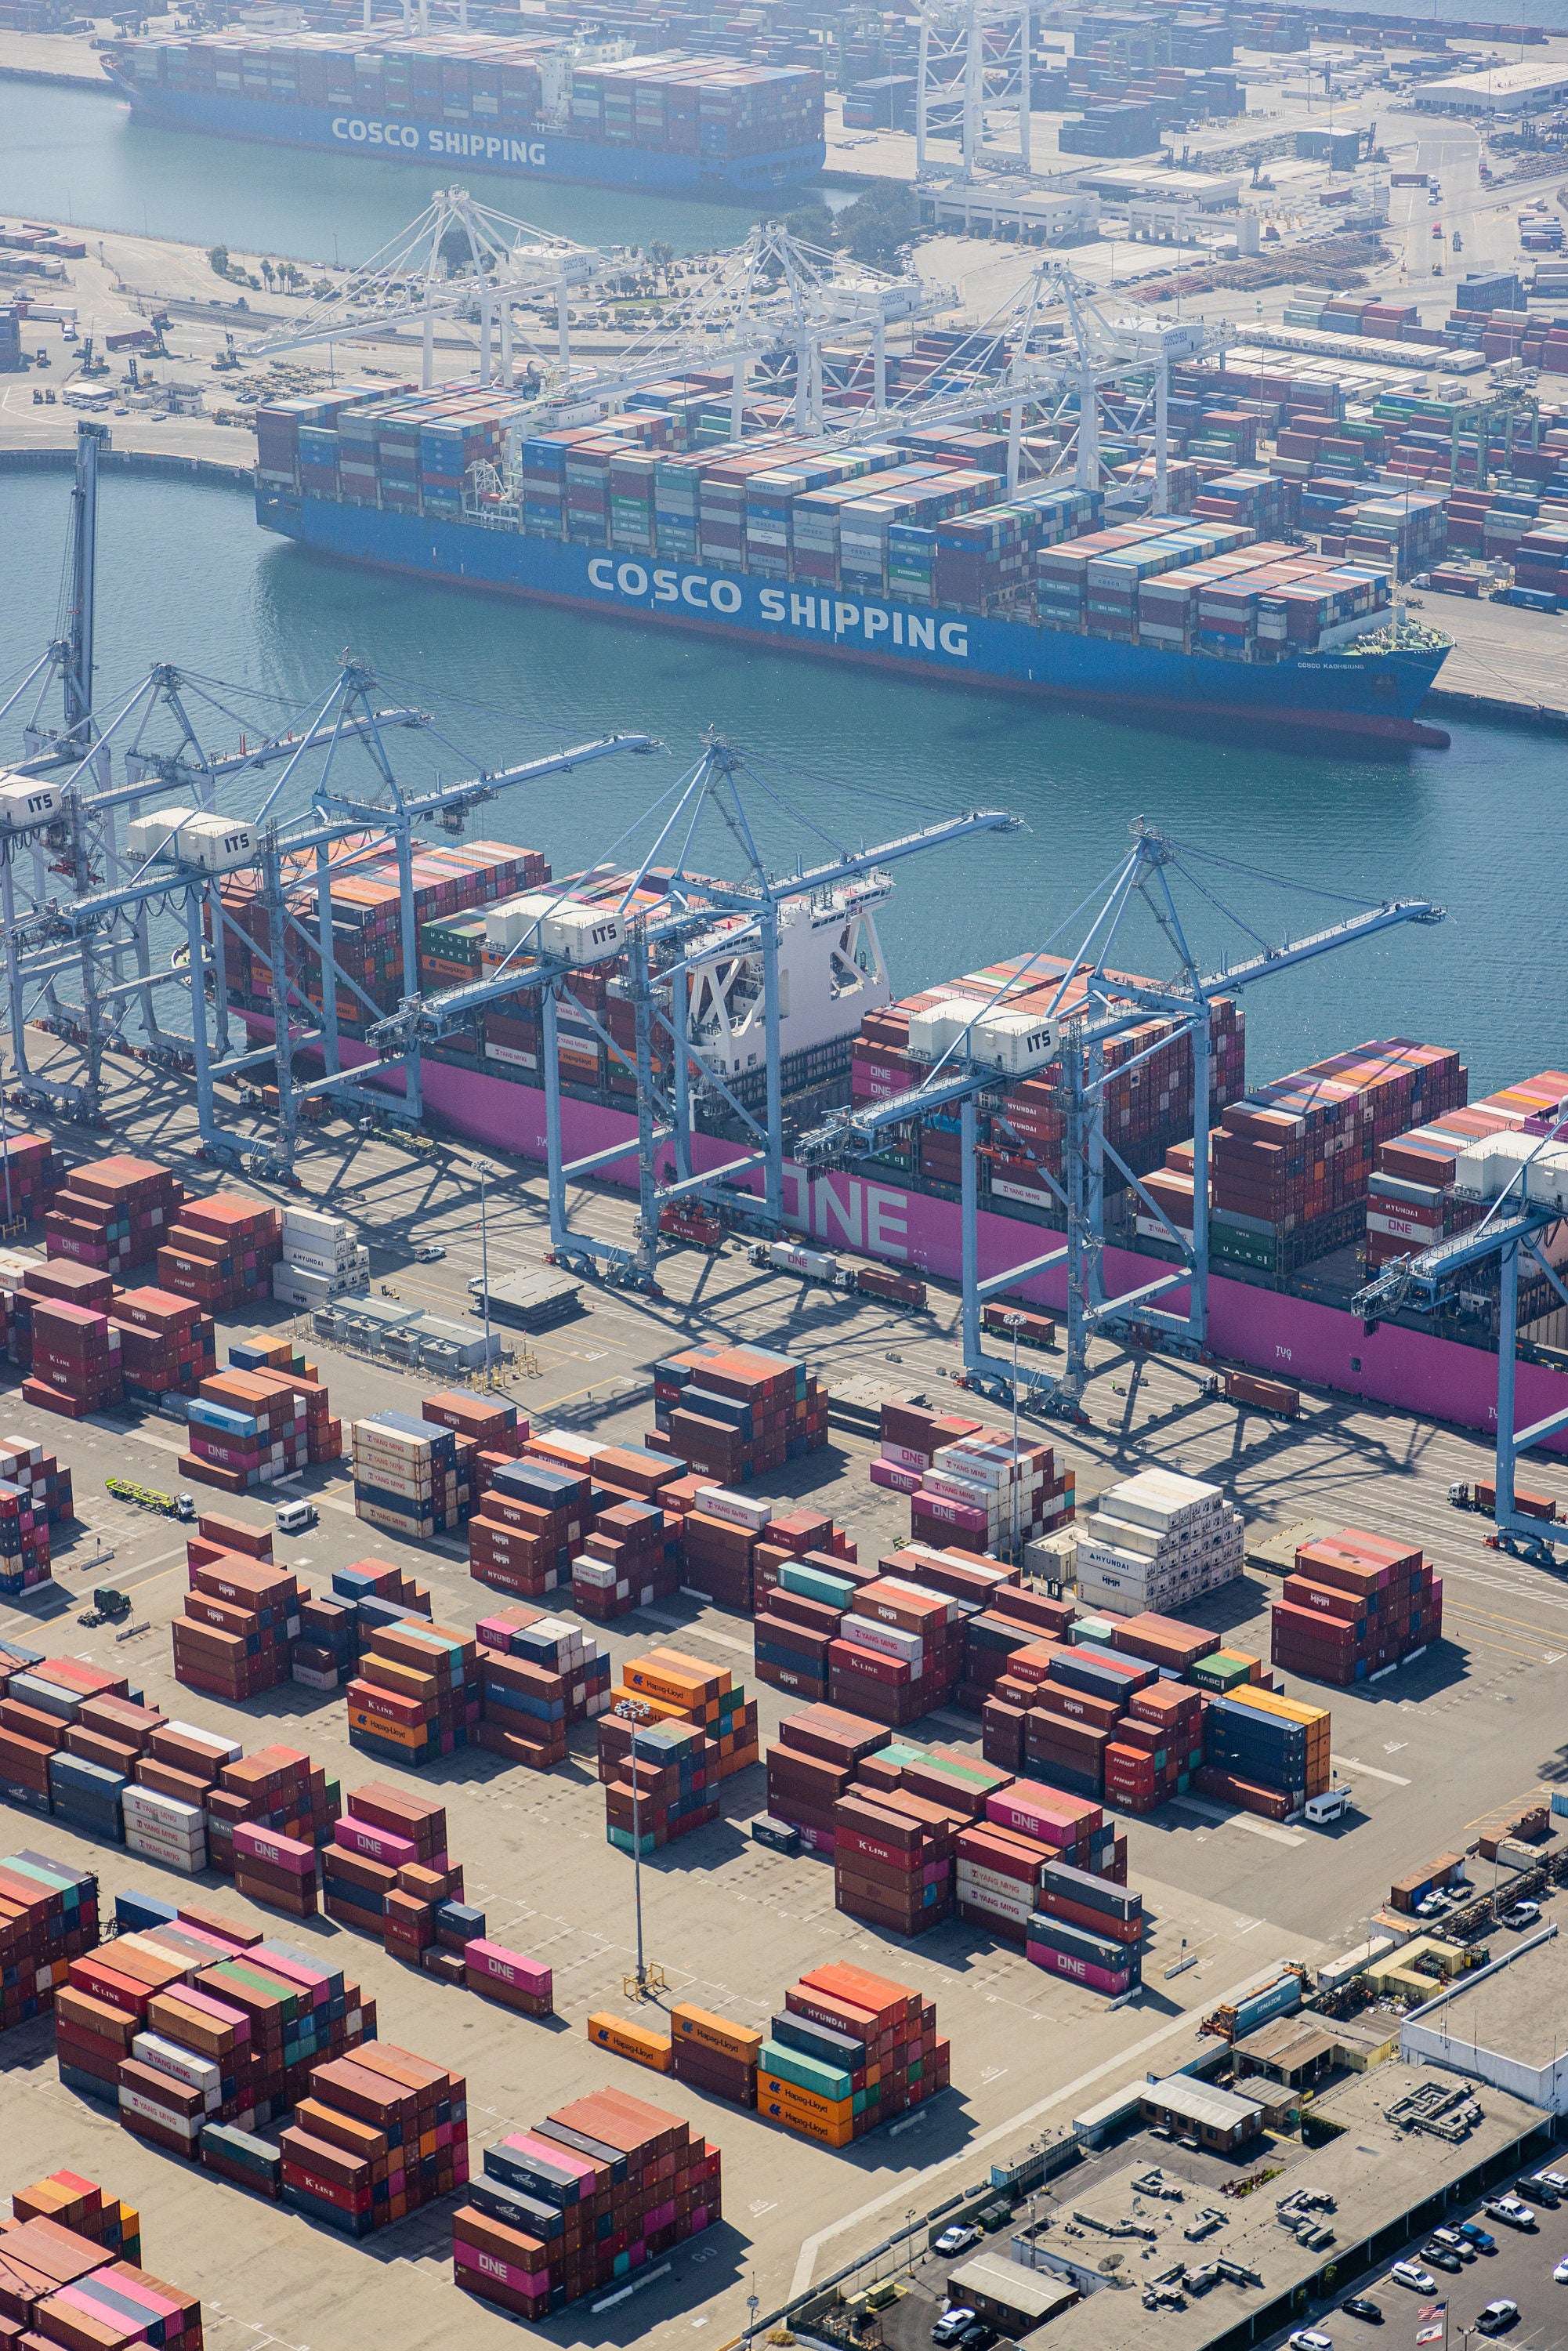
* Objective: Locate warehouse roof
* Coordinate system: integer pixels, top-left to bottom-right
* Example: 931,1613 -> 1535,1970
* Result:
1141,2074 -> 1265,2131
1406,1925 -> 1568,2066
945,2252 -> 1077,2322
1416,57 -> 1568,108
1232,2016 -> 1340,2075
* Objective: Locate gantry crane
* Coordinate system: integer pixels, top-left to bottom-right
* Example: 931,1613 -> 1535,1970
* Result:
796,820 -> 1443,1411
1353,1121 -> 1568,1565
368,735 -> 1019,1288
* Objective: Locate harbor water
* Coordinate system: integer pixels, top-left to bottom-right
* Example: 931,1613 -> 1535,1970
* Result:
0,469 -> 1559,1100
0,78 -> 773,259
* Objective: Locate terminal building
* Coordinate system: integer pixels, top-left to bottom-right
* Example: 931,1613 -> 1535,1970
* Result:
1413,58 -> 1568,114
1401,1925 -> 1568,2114
1010,2063 -> 1549,2351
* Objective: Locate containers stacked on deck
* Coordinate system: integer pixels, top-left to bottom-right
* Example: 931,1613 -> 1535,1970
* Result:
347,1616 -> 479,1766
45,1157 -> 183,1281
475,1600 -> 612,1766
649,1342 -> 829,1484
1272,1525 -> 1441,1686
57,1889 -> 373,2142
273,1205 -> 368,1309
352,1410 -> 468,1537
174,1528 -> 302,1701
1074,1469 -> 1244,1617
759,1963 -> 947,2146
425,1386 -> 523,1498
853,951 -> 1244,1197
0,1848 -> 99,2038
764,1702 -> 895,1856
109,1285 -> 216,1405
215,837 -> 548,1038
280,2040 -> 465,2235
1363,1066 -> 1568,1278
157,1193 -> 283,1311
230,1331 -> 342,1461
0,2176 -> 198,2351
457,2088 -> 720,2321
1142,1037 -> 1467,1277
1198,1684 -> 1331,1819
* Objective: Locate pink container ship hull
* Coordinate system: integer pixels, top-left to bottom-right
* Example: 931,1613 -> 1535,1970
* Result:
291,1030 -> 1568,1454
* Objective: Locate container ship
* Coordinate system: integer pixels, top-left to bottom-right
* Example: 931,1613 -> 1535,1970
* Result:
253,375 -> 1452,743
100,31 -> 825,193
215,835 -> 1568,1453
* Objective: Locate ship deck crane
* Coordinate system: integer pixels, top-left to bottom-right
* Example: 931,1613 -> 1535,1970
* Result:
795,820 -> 1443,1412
1352,1127 -> 1568,1564
368,736 -> 1019,1288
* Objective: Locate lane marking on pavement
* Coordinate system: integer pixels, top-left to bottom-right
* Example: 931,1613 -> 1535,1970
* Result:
1332,1756 -> 1412,1788
1164,1795 -> 1303,1848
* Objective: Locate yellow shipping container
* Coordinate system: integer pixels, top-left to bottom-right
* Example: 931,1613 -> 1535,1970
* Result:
586,2012 -> 674,2072
671,2001 -> 763,2065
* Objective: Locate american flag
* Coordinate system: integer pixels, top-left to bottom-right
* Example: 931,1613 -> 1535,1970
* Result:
1416,2302 -> 1447,2346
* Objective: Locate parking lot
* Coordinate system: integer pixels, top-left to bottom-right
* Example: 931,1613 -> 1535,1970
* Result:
1268,2172 -> 1568,2351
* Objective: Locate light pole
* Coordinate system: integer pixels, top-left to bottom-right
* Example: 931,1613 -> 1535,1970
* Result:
630,1724 -> 648,1994
745,2286 -> 760,2350
473,1158 -> 495,1385
907,2208 -> 918,2274
1008,1313 -> 1023,1562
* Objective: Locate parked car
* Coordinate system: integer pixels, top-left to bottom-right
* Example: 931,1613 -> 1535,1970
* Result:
415,1244 -> 447,1262
1483,2199 -> 1535,2230
1391,2263 -> 1437,2292
1288,2332 -> 1334,2350
1430,2229 -> 1475,2262
932,2310 -> 977,2344
1421,2244 -> 1463,2273
933,2226 -> 981,2258
1513,2179 -> 1559,2210
1458,2222 -> 1497,2252
1501,1901 -> 1541,1929
1553,2256 -> 1568,2284
1476,2301 -> 1519,2335
1341,2298 -> 1383,2323
1537,2172 -> 1568,2193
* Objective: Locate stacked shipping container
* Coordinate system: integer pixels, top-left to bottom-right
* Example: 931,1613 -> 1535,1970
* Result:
456,2088 -> 720,2319
1272,1525 -> 1441,1686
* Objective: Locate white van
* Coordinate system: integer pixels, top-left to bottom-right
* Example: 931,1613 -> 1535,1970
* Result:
1304,1786 -> 1351,1825
275,1498 -> 317,1535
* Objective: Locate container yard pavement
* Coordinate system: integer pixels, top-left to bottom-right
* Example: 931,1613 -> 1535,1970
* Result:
0,1041 -> 1566,2344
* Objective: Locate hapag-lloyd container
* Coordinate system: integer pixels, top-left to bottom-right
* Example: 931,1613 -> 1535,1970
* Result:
230,1016 -> 1568,1450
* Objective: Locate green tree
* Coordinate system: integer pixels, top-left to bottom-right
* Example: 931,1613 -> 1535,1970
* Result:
207,243 -> 230,279
777,198 -> 837,246
838,183 -> 919,270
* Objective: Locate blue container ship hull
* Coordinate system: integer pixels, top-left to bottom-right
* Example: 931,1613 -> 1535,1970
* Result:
106,74 -> 825,193
257,491 -> 1451,745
